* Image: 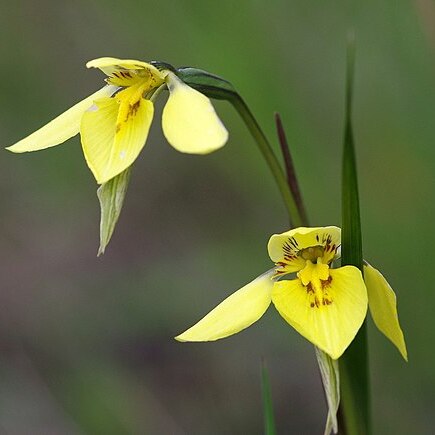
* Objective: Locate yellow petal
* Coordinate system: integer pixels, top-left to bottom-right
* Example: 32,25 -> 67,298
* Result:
268,226 -> 341,266
175,270 -> 274,342
364,264 -> 408,361
6,86 -> 118,153
272,266 -> 367,359
86,57 -> 164,79
80,93 -> 154,184
162,72 -> 228,154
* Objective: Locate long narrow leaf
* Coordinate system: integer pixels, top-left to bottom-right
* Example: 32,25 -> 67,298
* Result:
339,40 -> 371,435
274,113 -> 308,226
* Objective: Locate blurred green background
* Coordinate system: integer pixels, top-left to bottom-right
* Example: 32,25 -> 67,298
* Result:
0,1 -> 433,433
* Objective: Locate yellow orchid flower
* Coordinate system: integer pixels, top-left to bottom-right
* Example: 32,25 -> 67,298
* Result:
7,57 -> 228,184
176,226 -> 407,361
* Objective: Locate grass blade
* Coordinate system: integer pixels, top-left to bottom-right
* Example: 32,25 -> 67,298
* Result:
339,39 -> 371,435
274,113 -> 309,226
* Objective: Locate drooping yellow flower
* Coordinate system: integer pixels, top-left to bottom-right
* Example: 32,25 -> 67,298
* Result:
7,57 -> 228,184
176,226 -> 407,360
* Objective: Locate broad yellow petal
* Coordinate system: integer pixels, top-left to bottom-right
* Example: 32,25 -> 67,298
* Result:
80,97 -> 118,181
80,92 -> 154,184
7,86 -> 118,153
364,264 -> 407,361
268,226 -> 341,272
272,266 -> 367,359
162,72 -> 228,154
175,270 -> 274,342
87,57 -> 164,79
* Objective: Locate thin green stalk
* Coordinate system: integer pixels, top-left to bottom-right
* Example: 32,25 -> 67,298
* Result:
230,94 -> 303,228
339,40 -> 371,435
176,67 -> 303,227
261,360 -> 277,435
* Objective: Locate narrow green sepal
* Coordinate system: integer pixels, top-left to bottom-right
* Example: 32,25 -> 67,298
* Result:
176,67 -> 237,100
97,168 -> 131,256
261,360 -> 277,435
315,347 -> 340,435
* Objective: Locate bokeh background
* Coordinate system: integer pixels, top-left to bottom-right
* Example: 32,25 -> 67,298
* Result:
0,1 -> 434,433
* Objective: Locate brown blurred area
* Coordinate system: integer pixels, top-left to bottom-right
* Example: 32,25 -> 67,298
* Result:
0,1 -> 434,433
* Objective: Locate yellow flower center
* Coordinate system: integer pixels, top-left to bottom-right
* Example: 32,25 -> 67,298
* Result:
298,260 -> 333,308
299,245 -> 325,262
107,67 -> 162,91
275,241 -> 336,309
104,68 -> 165,137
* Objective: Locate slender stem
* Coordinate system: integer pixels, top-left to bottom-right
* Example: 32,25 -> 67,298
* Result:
261,359 -> 278,435
175,68 -> 302,227
229,94 -> 303,228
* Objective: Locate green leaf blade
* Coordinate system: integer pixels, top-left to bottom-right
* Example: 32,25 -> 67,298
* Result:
339,42 -> 371,435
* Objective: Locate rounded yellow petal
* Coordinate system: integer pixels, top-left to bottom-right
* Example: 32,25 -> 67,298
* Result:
86,57 -> 164,79
364,264 -> 408,361
162,72 -> 228,154
80,94 -> 154,184
175,270 -> 274,342
272,266 -> 367,359
268,226 -> 341,263
268,226 -> 341,276
6,86 -> 118,153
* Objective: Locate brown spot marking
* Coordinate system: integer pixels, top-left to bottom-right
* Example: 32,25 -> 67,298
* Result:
322,297 -> 332,306
321,276 -> 332,290
306,282 -> 314,294
116,123 -> 121,134
120,71 -> 132,78
127,101 -> 140,119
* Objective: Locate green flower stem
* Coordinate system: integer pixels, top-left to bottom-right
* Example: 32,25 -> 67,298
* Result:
229,94 -> 303,228
261,360 -> 277,435
175,67 -> 302,227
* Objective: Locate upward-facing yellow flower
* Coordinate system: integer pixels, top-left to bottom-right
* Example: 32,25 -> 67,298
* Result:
176,226 -> 407,360
7,57 -> 228,184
